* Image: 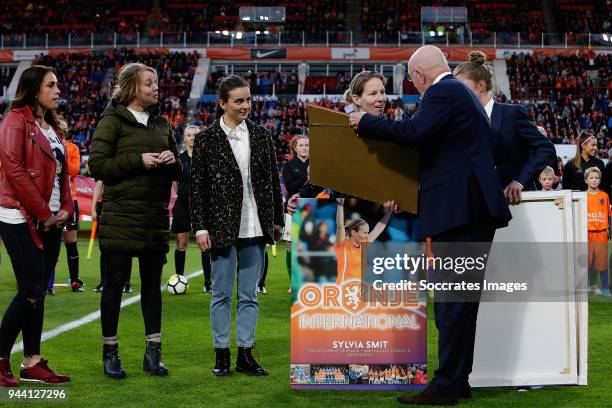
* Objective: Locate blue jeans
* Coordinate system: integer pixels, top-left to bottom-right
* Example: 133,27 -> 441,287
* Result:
210,238 -> 265,348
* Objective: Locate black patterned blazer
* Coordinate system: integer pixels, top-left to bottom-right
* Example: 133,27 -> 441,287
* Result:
190,118 -> 284,248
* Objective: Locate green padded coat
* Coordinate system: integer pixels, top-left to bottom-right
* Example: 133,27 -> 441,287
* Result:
89,100 -> 181,255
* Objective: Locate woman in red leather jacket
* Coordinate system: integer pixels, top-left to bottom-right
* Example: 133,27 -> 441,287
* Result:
0,65 -> 73,387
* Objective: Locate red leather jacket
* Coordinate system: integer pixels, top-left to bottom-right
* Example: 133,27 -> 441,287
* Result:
0,106 -> 74,248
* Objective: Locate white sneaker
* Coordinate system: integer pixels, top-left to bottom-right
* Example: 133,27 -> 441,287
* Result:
591,285 -> 602,295
258,287 -> 267,294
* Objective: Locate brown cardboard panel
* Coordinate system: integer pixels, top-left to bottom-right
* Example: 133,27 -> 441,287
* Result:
308,105 -> 420,214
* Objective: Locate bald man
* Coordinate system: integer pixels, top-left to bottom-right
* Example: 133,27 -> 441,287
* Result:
350,46 -> 512,405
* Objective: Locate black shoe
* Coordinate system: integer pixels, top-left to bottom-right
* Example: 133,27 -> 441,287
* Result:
93,283 -> 104,293
143,341 -> 168,376
459,384 -> 472,399
235,346 -> 268,376
397,387 -> 458,406
202,286 -> 212,294
213,348 -> 231,377
103,344 -> 126,379
123,283 -> 132,293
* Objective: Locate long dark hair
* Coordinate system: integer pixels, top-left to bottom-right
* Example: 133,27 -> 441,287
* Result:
215,75 -> 249,119
9,65 -> 61,130
573,130 -> 596,168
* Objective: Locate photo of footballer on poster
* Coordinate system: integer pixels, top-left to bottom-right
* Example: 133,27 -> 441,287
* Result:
290,198 -> 427,390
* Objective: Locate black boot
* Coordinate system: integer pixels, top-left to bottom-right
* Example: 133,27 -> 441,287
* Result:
236,347 -> 268,376
103,344 -> 126,379
213,348 -> 231,377
143,341 -> 169,376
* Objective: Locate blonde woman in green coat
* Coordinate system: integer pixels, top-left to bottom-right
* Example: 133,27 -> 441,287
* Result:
89,63 -> 181,380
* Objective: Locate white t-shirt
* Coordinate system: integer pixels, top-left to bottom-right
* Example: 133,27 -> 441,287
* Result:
128,107 -> 150,126
0,124 -> 65,224
39,124 -> 65,212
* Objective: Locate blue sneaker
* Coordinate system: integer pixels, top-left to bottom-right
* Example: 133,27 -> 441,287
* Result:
602,288 -> 611,297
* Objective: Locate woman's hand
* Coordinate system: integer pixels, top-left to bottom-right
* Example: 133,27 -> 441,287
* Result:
383,200 -> 399,213
286,194 -> 300,215
142,153 -> 163,169
349,112 -> 366,129
197,232 -> 212,252
504,181 -> 523,205
43,213 -> 59,231
56,210 -> 70,224
158,150 -> 176,165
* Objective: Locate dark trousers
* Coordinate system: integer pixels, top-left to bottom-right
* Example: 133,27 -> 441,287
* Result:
429,222 -> 496,397
100,252 -> 164,341
0,222 -> 62,357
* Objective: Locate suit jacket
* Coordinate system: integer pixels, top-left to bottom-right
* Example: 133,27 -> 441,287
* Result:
490,102 -> 556,190
357,74 -> 511,239
190,118 -> 284,249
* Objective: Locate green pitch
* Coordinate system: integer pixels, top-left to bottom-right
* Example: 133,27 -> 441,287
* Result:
0,241 -> 610,407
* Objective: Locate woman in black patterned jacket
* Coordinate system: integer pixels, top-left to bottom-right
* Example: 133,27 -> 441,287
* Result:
190,75 -> 284,377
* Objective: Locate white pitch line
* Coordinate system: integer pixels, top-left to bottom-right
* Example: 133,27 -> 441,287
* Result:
11,269 -> 203,355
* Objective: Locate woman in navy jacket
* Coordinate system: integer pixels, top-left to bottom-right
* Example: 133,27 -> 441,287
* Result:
454,51 -> 556,203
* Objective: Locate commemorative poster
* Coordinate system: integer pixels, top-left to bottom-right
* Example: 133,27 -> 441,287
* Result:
289,198 -> 428,390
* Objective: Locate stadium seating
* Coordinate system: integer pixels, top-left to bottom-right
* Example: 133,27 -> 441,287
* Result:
0,0 -> 347,38
554,0 -> 611,35
206,69 -> 299,95
506,52 -> 611,100
0,0 -> 150,36
361,0 -> 546,44
1,0 -> 608,42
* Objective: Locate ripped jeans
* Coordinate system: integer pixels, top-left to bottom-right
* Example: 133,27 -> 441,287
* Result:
0,222 -> 62,357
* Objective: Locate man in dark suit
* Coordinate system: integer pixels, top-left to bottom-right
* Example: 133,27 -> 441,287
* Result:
349,45 -> 512,406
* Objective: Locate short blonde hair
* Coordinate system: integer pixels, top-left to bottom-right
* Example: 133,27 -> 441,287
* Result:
539,166 -> 554,178
344,71 -> 387,104
112,63 -> 157,105
584,166 -> 602,181
290,135 -> 309,158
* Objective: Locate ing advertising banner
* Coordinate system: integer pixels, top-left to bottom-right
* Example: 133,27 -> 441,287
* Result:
289,198 -> 427,390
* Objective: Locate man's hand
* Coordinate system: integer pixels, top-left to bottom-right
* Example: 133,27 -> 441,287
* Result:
142,153 -> 163,169
158,150 -> 176,165
197,232 -> 212,252
273,224 -> 283,242
287,194 -> 299,215
336,198 -> 345,206
349,112 -> 367,130
504,181 -> 524,205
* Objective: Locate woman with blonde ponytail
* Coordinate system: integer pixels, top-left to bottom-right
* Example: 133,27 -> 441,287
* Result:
454,51 -> 555,203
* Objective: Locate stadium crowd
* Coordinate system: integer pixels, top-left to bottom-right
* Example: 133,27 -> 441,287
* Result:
507,52 -> 612,156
